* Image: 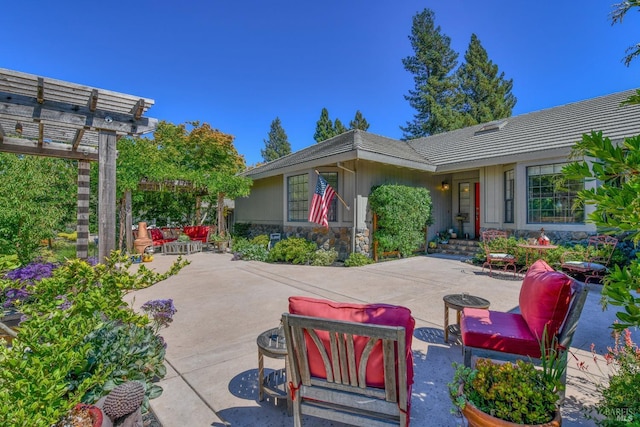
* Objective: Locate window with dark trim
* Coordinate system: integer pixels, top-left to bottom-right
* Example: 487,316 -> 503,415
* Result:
527,163 -> 584,224
504,169 -> 514,223
287,174 -> 308,221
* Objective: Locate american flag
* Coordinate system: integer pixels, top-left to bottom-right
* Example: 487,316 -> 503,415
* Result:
308,175 -> 336,228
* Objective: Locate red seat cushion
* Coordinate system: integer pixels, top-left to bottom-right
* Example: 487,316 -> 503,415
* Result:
461,308 -> 542,358
519,260 -> 572,340
288,296 -> 415,389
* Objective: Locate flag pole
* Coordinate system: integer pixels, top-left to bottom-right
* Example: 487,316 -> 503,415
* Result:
315,170 -> 350,211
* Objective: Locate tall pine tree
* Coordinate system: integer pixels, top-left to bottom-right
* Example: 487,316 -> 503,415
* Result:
349,110 -> 370,131
456,34 -> 516,126
261,117 -> 291,162
334,118 -> 348,135
314,108 -> 336,143
401,8 -> 460,139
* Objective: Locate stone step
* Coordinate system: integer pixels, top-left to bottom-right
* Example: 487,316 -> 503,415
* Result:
428,239 -> 483,258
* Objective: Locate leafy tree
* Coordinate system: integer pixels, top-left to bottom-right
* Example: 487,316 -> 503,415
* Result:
334,118 -> 348,135
610,0 -> 640,66
456,33 -> 517,126
401,8 -> 460,139
349,110 -> 370,131
563,130 -> 640,329
314,108 -> 336,142
154,121 -> 252,236
560,1 -> 640,330
0,154 -> 76,263
261,117 -> 291,162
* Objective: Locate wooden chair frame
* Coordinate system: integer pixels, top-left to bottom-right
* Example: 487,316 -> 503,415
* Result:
281,313 -> 409,427
481,230 -> 517,277
561,235 -> 618,284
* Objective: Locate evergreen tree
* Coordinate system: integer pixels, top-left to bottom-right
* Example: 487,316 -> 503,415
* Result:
261,117 -> 291,162
349,110 -> 370,131
401,8 -> 460,139
314,108 -> 336,143
334,118 -> 348,135
456,34 -> 516,126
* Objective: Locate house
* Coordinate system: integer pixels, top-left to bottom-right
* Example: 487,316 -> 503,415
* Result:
235,89 -> 640,259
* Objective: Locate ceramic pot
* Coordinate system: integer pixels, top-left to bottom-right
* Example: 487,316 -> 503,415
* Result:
461,400 -> 561,427
72,403 -> 103,427
133,222 -> 152,254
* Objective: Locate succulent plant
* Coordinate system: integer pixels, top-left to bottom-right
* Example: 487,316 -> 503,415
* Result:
103,381 -> 145,420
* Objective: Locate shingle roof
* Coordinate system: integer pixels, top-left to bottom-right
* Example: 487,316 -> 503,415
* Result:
408,89 -> 640,169
242,129 -> 433,178
243,89 -> 640,178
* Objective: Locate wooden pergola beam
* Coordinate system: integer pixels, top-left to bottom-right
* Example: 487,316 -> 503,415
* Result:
0,68 -> 158,261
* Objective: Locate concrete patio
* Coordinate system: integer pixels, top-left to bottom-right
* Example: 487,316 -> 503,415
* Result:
125,251 -> 618,426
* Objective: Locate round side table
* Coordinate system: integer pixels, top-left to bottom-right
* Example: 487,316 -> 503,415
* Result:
257,327 -> 291,415
443,294 -> 490,343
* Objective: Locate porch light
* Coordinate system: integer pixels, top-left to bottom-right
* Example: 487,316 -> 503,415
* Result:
441,181 -> 450,191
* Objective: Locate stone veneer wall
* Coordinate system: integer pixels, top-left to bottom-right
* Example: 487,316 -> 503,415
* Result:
241,224 -> 374,261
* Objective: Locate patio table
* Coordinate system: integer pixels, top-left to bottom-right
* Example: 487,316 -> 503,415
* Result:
443,293 -> 490,343
162,240 -> 202,255
257,327 -> 292,416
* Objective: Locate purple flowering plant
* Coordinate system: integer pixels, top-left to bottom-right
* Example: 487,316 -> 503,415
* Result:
141,299 -> 177,333
2,261 -> 59,309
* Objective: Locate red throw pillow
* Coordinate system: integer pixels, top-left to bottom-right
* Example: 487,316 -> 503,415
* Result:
519,260 -> 573,341
288,296 -> 415,388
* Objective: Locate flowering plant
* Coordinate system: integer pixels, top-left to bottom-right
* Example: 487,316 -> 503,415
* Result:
2,261 -> 58,309
585,328 -> 640,425
141,299 -> 177,333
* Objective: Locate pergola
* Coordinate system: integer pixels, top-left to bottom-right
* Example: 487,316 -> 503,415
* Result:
0,68 -> 158,261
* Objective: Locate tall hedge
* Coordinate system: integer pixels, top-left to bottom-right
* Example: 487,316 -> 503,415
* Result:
369,184 -> 433,257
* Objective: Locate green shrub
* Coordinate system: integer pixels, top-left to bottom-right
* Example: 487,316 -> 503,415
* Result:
369,184 -> 432,257
268,237 -> 316,265
0,252 -> 189,426
0,254 -> 20,274
232,237 -> 269,262
232,222 -> 252,238
344,252 -> 374,267
74,320 -> 166,413
311,248 -> 338,266
251,234 -> 270,248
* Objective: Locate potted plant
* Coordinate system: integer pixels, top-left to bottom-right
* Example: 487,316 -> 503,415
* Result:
437,231 -> 451,244
449,334 -> 565,426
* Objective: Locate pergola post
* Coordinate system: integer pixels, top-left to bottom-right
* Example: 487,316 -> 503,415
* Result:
76,160 -> 91,259
98,130 -> 117,261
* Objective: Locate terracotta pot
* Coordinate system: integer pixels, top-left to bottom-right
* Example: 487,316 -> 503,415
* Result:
133,222 -> 152,254
72,403 -> 103,427
461,400 -> 561,427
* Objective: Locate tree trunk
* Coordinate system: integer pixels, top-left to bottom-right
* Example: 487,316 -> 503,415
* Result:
217,192 -> 226,237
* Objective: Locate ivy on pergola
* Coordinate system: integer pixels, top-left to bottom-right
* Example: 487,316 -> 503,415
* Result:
116,120 -> 252,247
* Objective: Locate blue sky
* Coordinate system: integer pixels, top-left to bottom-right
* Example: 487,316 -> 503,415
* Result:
1,1 -> 637,166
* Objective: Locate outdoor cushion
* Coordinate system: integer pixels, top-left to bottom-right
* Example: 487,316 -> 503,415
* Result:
183,225 -> 210,243
288,296 -> 415,389
460,308 -> 542,357
562,260 -> 606,272
519,259 -> 572,340
488,253 -> 515,260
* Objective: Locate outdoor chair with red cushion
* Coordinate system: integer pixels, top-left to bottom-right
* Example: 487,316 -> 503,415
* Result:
283,296 -> 415,427
460,260 -> 588,385
561,234 -> 618,284
481,229 -> 518,277
182,225 -> 211,243
147,228 -> 177,248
